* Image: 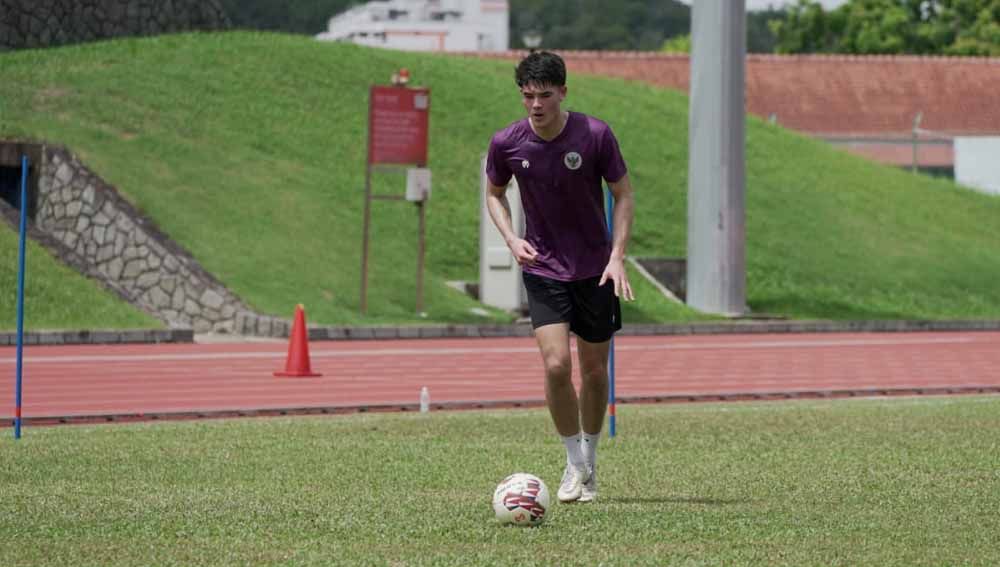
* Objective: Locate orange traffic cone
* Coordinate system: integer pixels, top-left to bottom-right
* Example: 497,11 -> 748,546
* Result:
274,304 -> 322,378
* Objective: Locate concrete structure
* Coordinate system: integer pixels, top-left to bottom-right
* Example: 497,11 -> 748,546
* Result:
478,155 -> 526,313
686,1 -> 746,317
317,0 -> 507,52
955,137 -> 1000,196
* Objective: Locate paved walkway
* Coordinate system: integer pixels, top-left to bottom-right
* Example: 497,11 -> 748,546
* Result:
2,331 -> 999,425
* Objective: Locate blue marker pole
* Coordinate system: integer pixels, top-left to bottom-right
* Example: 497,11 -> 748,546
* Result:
14,155 -> 29,439
604,188 -> 616,438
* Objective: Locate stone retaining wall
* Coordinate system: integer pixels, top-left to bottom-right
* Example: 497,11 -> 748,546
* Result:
14,143 -> 255,333
0,0 -> 229,51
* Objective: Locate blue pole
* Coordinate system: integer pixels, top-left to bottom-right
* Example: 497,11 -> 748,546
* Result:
14,155 -> 28,439
604,188 -> 616,438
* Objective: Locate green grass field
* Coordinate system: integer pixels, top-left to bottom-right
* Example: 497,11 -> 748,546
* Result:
0,226 -> 160,330
2,397 -> 999,565
2,31 -> 999,330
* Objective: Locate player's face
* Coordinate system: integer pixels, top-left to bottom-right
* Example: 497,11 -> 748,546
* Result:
521,83 -> 566,131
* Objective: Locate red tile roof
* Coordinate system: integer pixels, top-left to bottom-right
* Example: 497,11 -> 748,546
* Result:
469,51 -> 1000,139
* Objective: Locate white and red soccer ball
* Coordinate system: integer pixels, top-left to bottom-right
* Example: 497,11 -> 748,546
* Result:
492,473 -> 551,527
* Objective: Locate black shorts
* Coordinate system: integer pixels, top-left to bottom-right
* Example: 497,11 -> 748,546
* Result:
522,271 -> 622,343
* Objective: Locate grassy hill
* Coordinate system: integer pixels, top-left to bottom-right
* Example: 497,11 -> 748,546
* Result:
1,32 -> 999,330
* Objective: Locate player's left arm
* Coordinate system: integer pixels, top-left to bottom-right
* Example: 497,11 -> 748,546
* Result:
600,173 -> 635,301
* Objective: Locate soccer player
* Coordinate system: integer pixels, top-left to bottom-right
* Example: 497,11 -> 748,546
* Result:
485,51 -> 635,503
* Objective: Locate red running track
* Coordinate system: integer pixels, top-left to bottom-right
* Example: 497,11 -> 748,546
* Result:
2,332 -> 1000,424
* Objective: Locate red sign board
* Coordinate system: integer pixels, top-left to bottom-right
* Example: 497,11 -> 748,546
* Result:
368,85 -> 430,165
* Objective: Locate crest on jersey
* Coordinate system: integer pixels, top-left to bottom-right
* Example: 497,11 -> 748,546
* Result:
522,159 -> 530,169
563,151 -> 582,170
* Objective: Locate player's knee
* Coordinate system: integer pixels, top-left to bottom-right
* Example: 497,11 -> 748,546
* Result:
580,365 -> 608,389
543,356 -> 571,383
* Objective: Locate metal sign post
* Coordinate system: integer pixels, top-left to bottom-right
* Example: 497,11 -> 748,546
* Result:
360,76 -> 431,315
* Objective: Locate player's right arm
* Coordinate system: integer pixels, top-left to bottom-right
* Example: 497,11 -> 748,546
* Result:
485,181 -> 538,266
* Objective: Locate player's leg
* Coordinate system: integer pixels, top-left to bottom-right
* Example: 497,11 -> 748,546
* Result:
577,337 -> 610,437
523,272 -> 589,502
568,275 -> 621,502
534,322 -> 578,438
576,337 -> 609,502
536,324 -> 591,503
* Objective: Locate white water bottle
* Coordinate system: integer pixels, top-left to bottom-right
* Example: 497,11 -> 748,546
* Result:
419,386 -> 430,413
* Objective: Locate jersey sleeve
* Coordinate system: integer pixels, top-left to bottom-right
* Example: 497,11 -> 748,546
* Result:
598,124 -> 628,184
486,132 -> 513,187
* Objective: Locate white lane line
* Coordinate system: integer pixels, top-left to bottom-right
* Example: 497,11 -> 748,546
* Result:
0,336 -> 982,365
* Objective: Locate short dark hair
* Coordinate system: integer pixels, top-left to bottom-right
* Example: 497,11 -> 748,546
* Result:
515,51 -> 566,88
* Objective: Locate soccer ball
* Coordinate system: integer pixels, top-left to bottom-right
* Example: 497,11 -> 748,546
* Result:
492,473 -> 550,527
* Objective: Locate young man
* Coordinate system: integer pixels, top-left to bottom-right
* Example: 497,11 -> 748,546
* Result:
485,51 -> 635,503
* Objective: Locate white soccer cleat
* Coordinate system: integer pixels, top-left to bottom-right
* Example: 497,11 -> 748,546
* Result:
557,464 -> 590,502
579,465 -> 597,503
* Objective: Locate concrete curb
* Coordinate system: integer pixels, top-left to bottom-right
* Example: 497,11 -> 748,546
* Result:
12,385 -> 1000,428
0,328 -> 194,346
617,319 -> 1000,335
3,319 -> 1000,346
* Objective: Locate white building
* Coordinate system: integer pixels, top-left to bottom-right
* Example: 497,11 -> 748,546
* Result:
316,0 -> 508,52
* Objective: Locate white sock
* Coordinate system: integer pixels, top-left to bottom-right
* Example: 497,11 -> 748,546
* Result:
582,432 -> 601,468
561,433 -> 585,469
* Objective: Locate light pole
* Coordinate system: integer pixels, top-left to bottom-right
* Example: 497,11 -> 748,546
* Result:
521,30 -> 542,51
686,0 -> 747,317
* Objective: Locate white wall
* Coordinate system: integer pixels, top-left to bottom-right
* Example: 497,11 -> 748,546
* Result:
317,0 -> 508,52
479,155 -> 526,312
955,137 -> 1000,196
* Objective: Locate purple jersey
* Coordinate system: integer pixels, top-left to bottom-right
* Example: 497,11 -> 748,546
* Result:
486,111 -> 628,281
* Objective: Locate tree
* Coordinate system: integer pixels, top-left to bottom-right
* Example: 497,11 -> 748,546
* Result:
220,0 -> 358,35
509,0 -> 690,50
769,0 -> 847,53
218,0 -> 793,54
748,8 -> 786,53
660,34 -> 690,53
942,0 -> 1000,55
771,0 -> 1000,55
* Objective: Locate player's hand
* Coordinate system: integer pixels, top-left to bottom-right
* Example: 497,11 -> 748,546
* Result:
599,257 -> 635,301
509,238 -> 539,266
